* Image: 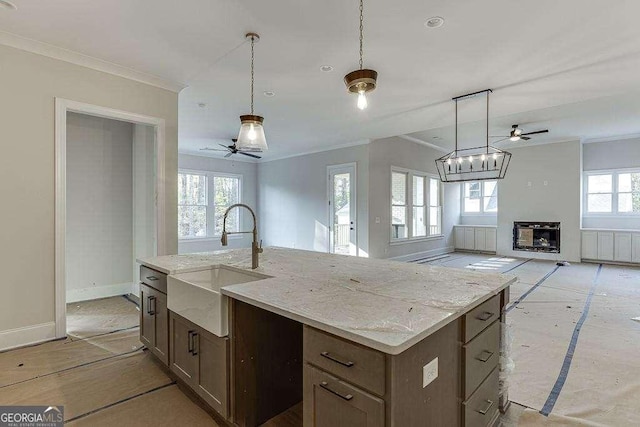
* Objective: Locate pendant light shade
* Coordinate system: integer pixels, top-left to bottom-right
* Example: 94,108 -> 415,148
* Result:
344,0 -> 378,110
237,33 -> 268,151
237,114 -> 267,151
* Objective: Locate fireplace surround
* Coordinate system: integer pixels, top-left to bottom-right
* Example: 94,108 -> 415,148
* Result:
513,222 -> 560,253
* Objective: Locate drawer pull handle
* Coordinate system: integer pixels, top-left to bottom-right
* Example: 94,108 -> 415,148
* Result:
146,276 -> 159,281
187,330 -> 195,354
147,296 -> 156,315
476,311 -> 494,321
191,332 -> 199,356
476,399 -> 494,415
321,351 -> 354,367
476,350 -> 494,363
320,381 -> 353,401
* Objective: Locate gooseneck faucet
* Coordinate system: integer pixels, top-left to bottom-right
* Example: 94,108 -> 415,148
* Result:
221,204 -> 263,269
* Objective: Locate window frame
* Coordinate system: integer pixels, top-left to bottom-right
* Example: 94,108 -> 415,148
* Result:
390,166 -> 443,244
461,180 -> 498,216
583,168 -> 640,217
178,168 -> 243,241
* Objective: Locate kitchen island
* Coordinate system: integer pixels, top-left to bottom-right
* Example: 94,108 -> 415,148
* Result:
138,247 -> 515,427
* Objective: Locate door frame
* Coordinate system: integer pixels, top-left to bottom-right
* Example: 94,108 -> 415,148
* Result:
54,98 -> 166,338
327,162 -> 358,256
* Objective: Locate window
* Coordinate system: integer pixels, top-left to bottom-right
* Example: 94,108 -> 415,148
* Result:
463,180 -> 498,214
391,168 -> 442,241
178,171 -> 242,239
585,170 -> 640,215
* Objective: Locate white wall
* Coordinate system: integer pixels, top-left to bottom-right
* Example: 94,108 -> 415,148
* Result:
368,137 -> 459,260
178,154 -> 258,254
582,138 -> 640,230
66,113 -> 134,302
257,145 -> 370,255
459,214 -> 497,226
0,44 -> 178,350
497,140 -> 582,262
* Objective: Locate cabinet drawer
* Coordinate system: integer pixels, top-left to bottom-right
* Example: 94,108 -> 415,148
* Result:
304,326 -> 385,397
463,321 -> 500,399
464,295 -> 500,342
463,368 -> 499,427
140,265 -> 167,294
304,363 -> 384,427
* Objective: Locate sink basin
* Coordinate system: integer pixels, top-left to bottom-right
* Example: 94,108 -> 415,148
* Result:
167,266 -> 270,337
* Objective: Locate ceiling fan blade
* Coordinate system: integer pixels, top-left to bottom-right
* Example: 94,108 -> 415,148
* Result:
200,148 -> 229,151
521,136 -> 531,141
224,152 -> 233,158
239,151 -> 262,159
521,129 -> 549,136
492,137 -> 509,144
219,143 -> 233,149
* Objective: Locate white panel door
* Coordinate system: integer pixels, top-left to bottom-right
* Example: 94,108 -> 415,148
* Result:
464,228 -> 476,250
474,228 -> 486,251
455,227 -> 465,249
485,228 -> 497,252
632,234 -> 640,263
581,231 -> 598,260
328,164 -> 357,256
597,232 -> 615,261
614,233 -> 632,263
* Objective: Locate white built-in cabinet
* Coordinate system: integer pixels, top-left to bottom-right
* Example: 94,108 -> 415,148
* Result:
581,229 -> 640,264
454,226 -> 497,253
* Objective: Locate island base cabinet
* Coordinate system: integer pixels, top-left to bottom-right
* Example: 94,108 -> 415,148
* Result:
304,364 -> 384,427
462,368 -> 499,427
140,283 -> 168,365
169,312 -> 229,418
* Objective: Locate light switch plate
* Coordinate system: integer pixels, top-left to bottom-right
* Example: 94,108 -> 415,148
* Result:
423,357 -> 438,388
375,217 -> 381,224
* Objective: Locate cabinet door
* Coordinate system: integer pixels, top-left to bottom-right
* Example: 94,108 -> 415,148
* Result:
474,228 -> 486,252
455,227 -> 466,249
581,231 -> 598,260
170,313 -> 198,387
196,329 -> 229,418
597,232 -> 614,261
153,292 -> 169,365
304,364 -> 384,427
633,234 -> 640,263
485,228 -> 497,252
464,228 -> 476,250
614,233 -> 632,263
140,284 -> 155,350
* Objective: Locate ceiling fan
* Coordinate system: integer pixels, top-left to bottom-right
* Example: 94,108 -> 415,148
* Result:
492,124 -> 549,143
200,139 -> 262,159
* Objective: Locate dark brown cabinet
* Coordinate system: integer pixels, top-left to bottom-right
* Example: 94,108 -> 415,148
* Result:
169,312 -> 229,418
140,283 -> 168,365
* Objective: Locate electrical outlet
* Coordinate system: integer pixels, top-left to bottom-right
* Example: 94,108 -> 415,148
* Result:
423,357 -> 438,388
375,217 -> 381,224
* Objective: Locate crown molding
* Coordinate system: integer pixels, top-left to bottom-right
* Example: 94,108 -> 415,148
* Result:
397,135 -> 449,153
179,150 -> 259,164
259,139 -> 371,163
581,132 -> 640,144
0,30 -> 187,93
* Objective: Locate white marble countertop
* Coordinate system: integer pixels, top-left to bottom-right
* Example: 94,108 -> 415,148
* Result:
138,248 -> 515,355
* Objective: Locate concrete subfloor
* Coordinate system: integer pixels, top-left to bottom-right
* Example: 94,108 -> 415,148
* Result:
1,256 -> 639,426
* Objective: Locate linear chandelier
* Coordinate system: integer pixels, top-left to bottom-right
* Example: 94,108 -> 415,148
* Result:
435,89 -> 511,183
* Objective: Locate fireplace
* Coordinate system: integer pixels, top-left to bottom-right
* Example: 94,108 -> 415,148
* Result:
513,222 -> 560,253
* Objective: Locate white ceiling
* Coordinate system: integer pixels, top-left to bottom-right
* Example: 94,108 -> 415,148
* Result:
3,1 -> 640,160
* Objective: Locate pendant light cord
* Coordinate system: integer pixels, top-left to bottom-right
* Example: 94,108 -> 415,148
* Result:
250,35 -> 255,115
359,0 -> 364,70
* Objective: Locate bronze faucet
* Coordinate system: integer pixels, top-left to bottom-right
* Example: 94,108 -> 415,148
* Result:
220,204 -> 263,269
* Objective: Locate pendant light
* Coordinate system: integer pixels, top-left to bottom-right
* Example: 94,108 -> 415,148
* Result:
344,0 -> 377,110
236,33 -> 268,151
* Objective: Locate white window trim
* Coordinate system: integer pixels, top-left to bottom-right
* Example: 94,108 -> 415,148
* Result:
390,166 -> 443,244
583,168 -> 640,217
461,180 -> 498,216
178,168 -> 244,240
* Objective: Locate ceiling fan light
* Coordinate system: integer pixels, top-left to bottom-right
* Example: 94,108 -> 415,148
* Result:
237,115 -> 267,151
510,136 -> 520,142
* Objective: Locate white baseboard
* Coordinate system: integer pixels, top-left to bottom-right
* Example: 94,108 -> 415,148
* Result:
66,282 -> 134,303
0,322 -> 56,352
390,246 -> 455,263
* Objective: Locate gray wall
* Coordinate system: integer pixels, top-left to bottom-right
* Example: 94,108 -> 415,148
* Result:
257,145 -> 370,255
497,140 -> 582,262
66,113 -> 134,302
368,137 -> 459,259
178,154 -> 258,254
582,138 -> 640,230
460,214 -> 497,226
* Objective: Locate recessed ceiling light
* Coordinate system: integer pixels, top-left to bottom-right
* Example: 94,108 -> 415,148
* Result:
0,1 -> 17,10
320,65 -> 334,73
197,102 -> 206,108
425,16 -> 445,28
263,91 -> 275,97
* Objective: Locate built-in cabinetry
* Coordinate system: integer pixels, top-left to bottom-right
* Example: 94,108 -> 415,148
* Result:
581,229 -> 640,264
454,226 -> 497,253
139,266 -> 169,365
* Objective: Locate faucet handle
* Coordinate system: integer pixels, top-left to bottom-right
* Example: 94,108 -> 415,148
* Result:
258,239 -> 264,253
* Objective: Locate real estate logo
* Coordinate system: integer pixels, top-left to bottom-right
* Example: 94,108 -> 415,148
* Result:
0,406 -> 64,427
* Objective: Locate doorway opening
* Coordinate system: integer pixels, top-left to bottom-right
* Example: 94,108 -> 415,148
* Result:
328,163 -> 357,256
